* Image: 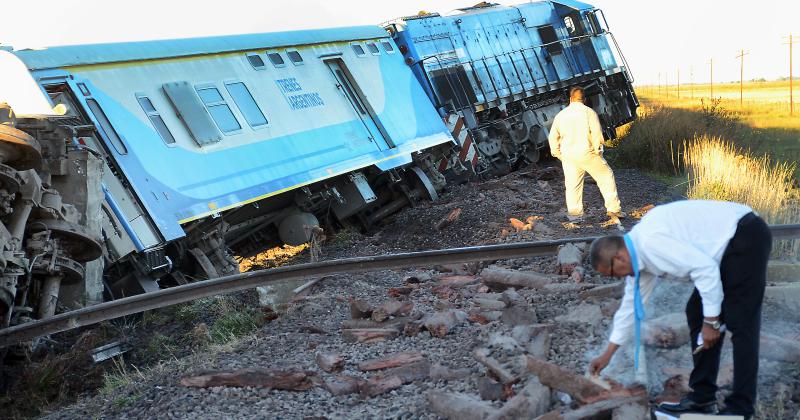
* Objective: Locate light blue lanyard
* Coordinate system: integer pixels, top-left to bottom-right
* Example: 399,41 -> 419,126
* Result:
623,234 -> 645,370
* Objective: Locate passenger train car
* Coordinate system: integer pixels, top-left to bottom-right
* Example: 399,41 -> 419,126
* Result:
0,26 -> 455,328
387,0 -> 637,175
0,0 -> 637,335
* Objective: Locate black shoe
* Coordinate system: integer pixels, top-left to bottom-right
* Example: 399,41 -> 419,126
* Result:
656,396 -> 718,415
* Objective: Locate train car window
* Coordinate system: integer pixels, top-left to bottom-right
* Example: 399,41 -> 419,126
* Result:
366,43 -> 380,55
287,50 -> 303,65
136,94 -> 176,144
537,25 -> 563,55
268,52 -> 286,67
162,81 -> 222,145
247,54 -> 266,70
224,82 -> 268,128
351,44 -> 366,56
381,41 -> 395,53
77,83 -> 91,96
195,86 -> 241,134
86,99 -> 128,155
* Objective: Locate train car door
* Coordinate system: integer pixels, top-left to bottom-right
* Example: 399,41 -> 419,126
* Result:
325,60 -> 389,151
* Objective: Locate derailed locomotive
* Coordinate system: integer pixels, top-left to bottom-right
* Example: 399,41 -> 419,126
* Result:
389,0 -> 637,175
0,0 -> 636,334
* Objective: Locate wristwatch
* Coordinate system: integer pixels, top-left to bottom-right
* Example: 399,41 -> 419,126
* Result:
703,319 -> 721,330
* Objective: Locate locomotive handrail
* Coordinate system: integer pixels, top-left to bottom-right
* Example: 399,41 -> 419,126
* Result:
1,223 -> 798,347
606,32 -> 634,83
419,30 -> 626,108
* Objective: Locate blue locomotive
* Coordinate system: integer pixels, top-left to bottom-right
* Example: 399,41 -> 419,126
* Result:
387,0 -> 637,175
0,0 -> 637,328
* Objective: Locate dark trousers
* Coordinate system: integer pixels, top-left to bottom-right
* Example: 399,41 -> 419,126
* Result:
686,212 -> 772,415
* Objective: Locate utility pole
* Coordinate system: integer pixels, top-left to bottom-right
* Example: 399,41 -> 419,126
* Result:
736,49 -> 749,108
785,34 -> 799,116
708,58 -> 714,99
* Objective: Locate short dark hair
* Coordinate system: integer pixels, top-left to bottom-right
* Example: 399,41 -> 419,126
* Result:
588,235 -> 625,269
569,86 -> 584,101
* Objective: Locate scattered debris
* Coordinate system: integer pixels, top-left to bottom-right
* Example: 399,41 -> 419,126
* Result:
436,208 -> 463,231
341,328 -> 399,344
315,352 -> 344,373
358,351 -> 425,372
556,243 -> 584,275
180,368 -> 317,390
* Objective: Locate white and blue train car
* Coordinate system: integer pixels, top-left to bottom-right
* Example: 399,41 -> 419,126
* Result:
0,26 -> 455,311
387,0 -> 638,173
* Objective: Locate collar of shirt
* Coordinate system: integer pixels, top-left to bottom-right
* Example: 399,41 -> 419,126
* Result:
627,230 -> 647,275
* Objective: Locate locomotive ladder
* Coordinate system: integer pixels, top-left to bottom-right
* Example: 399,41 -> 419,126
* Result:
1,224 -> 798,347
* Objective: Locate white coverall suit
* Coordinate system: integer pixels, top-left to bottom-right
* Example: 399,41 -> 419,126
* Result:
547,102 -> 622,217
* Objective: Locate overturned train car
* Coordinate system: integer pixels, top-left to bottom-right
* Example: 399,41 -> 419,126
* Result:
0,26 -> 456,330
388,0 -> 638,175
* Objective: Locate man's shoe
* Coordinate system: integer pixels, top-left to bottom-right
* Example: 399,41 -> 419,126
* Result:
656,396 -> 718,415
567,213 -> 584,222
607,211 -> 627,219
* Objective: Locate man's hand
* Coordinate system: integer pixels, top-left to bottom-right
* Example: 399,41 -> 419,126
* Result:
589,353 -> 611,375
701,323 -> 721,350
589,343 -> 619,376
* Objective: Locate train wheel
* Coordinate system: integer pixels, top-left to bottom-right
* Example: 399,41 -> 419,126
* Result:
278,212 -> 320,246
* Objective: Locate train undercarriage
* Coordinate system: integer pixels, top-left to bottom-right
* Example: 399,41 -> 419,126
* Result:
0,99 -> 452,338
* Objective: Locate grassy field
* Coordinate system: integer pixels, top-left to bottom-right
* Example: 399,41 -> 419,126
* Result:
633,80 -> 800,165
608,80 -> 799,257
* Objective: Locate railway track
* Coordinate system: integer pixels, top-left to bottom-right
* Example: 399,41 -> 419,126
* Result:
1,224 -> 798,348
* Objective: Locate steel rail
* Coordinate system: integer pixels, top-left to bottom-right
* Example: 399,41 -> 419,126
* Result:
1,224 -> 799,347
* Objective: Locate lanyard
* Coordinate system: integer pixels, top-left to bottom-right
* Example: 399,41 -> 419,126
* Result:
623,234 -> 646,370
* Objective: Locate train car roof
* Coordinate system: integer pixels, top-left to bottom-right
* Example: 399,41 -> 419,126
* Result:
11,25 -> 389,70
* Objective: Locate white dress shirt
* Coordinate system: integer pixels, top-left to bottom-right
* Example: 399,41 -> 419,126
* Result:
547,102 -> 605,159
608,200 -> 753,345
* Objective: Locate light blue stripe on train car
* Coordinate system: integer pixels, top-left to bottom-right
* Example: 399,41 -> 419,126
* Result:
53,47 -> 452,242
13,26 -> 390,70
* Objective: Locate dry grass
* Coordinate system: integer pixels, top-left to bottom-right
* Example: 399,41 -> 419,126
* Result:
683,136 -> 799,258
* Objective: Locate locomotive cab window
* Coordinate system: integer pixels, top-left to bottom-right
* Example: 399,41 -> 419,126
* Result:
351,44 -> 366,57
587,11 -> 606,34
564,14 -> 585,37
287,50 -> 304,65
366,43 -> 380,55
136,94 -> 176,145
381,41 -> 395,53
224,82 -> 268,128
267,52 -> 286,67
247,54 -> 266,70
195,85 -> 241,134
537,25 -> 563,55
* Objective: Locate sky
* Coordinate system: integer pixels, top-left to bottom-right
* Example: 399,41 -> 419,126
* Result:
2,0 -> 798,85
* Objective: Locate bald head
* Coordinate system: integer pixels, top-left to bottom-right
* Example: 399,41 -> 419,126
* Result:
569,86 -> 585,103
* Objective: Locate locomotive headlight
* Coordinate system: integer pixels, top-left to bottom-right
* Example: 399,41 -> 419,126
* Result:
52,103 -> 68,115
